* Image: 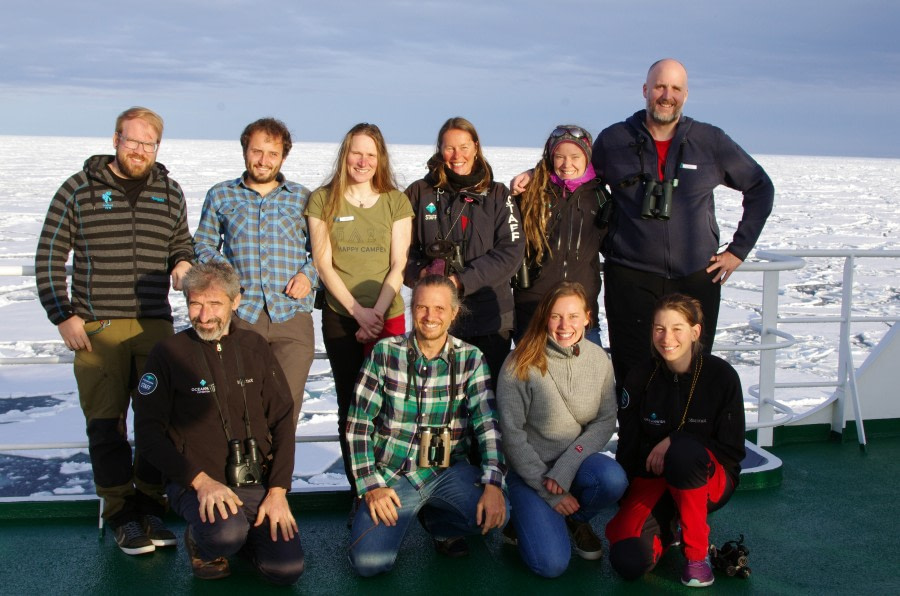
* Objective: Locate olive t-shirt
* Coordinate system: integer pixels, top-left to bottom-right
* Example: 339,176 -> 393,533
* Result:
306,189 -> 413,319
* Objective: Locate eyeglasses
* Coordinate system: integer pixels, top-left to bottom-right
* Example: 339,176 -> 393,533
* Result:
549,125 -> 590,140
117,134 -> 159,153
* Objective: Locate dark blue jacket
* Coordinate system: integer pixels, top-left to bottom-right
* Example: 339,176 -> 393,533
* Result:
593,111 -> 774,278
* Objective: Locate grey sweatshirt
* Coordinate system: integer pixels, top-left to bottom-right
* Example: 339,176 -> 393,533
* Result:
497,337 -> 617,508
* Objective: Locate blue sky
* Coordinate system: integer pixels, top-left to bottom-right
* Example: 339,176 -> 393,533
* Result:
1,1 -> 897,157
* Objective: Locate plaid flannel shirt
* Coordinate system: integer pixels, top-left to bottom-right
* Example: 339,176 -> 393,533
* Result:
347,332 -> 506,495
193,174 -> 318,323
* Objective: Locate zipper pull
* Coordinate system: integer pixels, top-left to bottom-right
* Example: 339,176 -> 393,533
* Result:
216,342 -> 222,353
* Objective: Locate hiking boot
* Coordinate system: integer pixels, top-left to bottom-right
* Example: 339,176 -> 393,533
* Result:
114,519 -> 155,555
566,517 -> 603,560
184,525 -> 230,580
141,514 -> 177,547
433,536 -> 470,558
682,556 -> 715,588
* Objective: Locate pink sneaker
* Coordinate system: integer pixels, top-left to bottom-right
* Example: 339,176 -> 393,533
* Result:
682,556 -> 715,588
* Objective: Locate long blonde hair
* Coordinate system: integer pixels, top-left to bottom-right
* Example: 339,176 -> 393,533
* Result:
509,281 -> 590,381
519,158 -> 555,264
317,123 -> 399,231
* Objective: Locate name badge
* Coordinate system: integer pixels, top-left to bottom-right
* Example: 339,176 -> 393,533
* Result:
680,163 -> 697,170
335,215 -> 354,222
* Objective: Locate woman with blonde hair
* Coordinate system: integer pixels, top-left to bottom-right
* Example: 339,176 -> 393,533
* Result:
306,123 -> 414,496
497,281 -> 626,577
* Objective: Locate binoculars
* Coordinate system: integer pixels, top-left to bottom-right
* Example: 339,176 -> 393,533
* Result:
640,178 -> 677,220
418,427 -> 452,468
710,535 -> 751,579
425,239 -> 465,277
225,437 -> 266,487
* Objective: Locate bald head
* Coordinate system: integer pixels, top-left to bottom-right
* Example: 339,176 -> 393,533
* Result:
643,59 -> 689,130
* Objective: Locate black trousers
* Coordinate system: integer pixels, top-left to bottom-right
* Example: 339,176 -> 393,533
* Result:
321,308 -> 369,498
456,331 -> 511,392
603,262 -> 720,387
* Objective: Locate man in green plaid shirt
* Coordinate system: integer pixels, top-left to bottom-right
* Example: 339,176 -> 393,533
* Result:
347,274 -> 509,576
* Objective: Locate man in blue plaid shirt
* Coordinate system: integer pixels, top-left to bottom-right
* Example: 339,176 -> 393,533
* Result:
347,274 -> 509,576
193,118 -> 317,425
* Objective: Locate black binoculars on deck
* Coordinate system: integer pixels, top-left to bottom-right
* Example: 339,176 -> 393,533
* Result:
641,178 -> 677,220
225,437 -> 266,487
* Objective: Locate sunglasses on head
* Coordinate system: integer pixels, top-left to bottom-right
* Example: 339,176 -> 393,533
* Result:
549,125 -> 589,139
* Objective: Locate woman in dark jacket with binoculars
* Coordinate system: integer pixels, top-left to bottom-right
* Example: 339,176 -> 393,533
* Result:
404,117 -> 524,386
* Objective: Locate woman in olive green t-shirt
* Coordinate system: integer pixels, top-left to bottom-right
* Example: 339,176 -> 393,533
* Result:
306,123 -> 413,497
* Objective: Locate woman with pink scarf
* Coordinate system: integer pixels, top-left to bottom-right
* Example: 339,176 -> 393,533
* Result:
512,125 -> 612,345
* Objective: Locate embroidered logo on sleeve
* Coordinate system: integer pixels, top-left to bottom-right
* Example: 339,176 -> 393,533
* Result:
137,373 -> 158,395
575,445 -> 584,453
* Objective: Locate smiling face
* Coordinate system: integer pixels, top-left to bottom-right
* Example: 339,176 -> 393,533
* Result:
412,283 -> 458,347
112,117 -> 159,179
546,294 -> 589,348
552,141 -> 588,180
188,285 -> 240,341
643,59 -> 689,126
346,133 -> 379,186
440,128 -> 477,176
243,130 -> 285,187
652,307 -> 701,373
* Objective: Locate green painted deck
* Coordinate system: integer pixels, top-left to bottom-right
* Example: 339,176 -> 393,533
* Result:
1,430 -> 898,595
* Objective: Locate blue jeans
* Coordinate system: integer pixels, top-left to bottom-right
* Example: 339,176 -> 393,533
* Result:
167,483 -> 305,585
348,462 -> 510,577
507,453 -> 627,577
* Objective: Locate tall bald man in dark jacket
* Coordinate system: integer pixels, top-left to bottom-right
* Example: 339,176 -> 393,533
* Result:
594,58 -> 774,384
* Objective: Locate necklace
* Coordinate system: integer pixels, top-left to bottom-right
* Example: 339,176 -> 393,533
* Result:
645,353 -> 703,430
348,190 -> 380,208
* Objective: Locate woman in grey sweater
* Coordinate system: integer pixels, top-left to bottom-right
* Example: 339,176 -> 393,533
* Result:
497,281 -> 627,578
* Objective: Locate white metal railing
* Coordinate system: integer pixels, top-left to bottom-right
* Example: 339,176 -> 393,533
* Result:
730,249 -> 900,447
2,250 -> 898,454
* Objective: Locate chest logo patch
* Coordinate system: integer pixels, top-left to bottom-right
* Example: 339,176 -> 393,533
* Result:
101,191 -> 114,210
425,202 -> 437,214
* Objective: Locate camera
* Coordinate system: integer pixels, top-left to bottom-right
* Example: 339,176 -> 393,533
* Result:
424,239 -> 464,277
225,438 -> 266,487
640,178 -> 676,220
418,427 -> 452,468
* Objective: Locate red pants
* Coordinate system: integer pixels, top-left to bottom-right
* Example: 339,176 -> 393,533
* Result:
606,439 -> 734,579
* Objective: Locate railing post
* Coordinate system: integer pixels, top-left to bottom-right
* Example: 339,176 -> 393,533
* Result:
834,255 -> 866,445
756,269 -> 780,446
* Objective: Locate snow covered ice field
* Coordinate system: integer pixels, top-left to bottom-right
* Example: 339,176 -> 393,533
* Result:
0,135 -> 897,498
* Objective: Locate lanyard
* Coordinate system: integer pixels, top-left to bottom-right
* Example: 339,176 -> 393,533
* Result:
191,336 -> 255,442
406,336 -> 457,429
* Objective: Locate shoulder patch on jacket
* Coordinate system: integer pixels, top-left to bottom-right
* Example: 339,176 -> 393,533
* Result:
137,373 -> 158,396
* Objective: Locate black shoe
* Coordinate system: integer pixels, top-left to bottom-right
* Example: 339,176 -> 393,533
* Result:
141,514 -> 177,547
114,519 -> 155,556
184,526 -> 230,580
433,536 -> 470,558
